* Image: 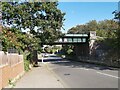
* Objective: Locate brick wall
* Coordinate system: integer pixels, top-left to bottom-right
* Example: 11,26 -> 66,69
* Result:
0,67 -> 2,89
2,65 -> 11,88
0,51 -> 24,90
10,62 -> 24,79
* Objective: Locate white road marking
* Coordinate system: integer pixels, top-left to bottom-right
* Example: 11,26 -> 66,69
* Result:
80,68 -> 89,70
97,72 -> 120,79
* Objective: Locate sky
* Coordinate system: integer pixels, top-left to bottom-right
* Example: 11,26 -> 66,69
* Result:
58,2 -> 119,33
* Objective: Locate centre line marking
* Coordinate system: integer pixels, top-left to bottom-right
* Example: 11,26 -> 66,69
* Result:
97,72 -> 120,79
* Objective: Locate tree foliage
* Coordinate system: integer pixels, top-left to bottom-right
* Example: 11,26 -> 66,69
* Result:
1,1 -> 65,51
1,26 -> 38,52
1,1 -> 65,66
68,19 -> 118,38
68,24 -> 89,34
112,10 -> 120,52
68,20 -> 98,34
97,20 -> 118,38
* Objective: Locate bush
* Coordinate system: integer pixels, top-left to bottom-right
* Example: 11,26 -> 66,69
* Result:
23,52 -> 31,72
67,49 -> 73,55
24,59 -> 30,72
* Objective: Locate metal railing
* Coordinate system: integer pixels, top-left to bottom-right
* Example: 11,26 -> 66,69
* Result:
7,48 -> 18,53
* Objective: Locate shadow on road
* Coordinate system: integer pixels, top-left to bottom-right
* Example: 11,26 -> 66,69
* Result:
48,59 -> 119,71
37,53 -> 118,71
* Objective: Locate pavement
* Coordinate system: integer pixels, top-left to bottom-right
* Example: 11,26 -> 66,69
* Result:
14,63 -> 64,88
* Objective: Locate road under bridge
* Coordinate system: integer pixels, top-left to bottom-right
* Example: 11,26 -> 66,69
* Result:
41,33 -> 90,56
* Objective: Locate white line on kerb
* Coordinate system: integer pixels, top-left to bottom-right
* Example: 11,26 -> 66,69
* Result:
97,72 -> 120,79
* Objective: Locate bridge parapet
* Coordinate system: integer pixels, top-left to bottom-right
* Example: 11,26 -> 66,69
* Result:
54,34 -> 89,44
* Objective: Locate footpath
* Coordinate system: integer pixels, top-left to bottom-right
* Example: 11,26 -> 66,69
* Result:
13,63 -> 64,88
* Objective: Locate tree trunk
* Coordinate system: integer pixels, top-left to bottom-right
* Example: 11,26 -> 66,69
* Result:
32,50 -> 38,67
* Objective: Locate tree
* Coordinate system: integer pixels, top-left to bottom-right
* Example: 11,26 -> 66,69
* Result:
68,20 -> 98,34
2,2 -> 65,66
2,2 -> 65,42
67,19 -> 118,38
112,10 -> 120,58
86,20 -> 98,31
68,24 -> 89,34
96,20 -> 118,38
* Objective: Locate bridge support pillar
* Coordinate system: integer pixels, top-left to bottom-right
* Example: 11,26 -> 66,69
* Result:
74,43 -> 89,57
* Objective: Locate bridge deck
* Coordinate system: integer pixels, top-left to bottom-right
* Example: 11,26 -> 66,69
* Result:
42,33 -> 90,45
